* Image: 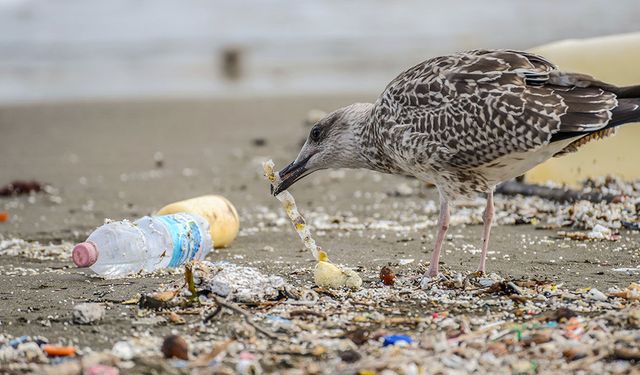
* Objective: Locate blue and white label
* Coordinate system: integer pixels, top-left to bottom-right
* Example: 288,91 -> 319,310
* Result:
156,213 -> 205,268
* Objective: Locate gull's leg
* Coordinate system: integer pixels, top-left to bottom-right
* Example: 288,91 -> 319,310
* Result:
426,194 -> 450,277
477,189 -> 494,274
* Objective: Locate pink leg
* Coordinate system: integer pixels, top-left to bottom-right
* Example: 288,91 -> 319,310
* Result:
426,196 -> 450,277
477,190 -> 494,274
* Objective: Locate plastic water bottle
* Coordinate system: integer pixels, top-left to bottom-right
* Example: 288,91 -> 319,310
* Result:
72,213 -> 213,277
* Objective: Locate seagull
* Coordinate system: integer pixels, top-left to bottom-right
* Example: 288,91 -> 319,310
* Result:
272,49 -> 640,277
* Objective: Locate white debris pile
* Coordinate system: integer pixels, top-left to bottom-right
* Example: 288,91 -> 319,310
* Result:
192,261 -> 286,303
0,238 -> 71,260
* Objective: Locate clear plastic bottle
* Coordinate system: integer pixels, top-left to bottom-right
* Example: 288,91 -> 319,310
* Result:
72,213 -> 212,278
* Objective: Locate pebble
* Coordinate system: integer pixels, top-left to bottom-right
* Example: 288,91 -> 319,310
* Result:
72,303 -> 105,324
161,335 -> 188,360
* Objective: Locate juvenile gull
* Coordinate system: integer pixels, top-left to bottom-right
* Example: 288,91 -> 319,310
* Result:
273,49 -> 640,277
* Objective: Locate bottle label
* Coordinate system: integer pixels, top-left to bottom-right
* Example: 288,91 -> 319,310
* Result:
156,213 -> 204,268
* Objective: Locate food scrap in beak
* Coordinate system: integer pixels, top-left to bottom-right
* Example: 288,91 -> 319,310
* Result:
262,160 -> 319,260
271,155 -> 311,196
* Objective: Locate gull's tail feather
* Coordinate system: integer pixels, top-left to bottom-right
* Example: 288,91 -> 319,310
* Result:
551,84 -> 640,156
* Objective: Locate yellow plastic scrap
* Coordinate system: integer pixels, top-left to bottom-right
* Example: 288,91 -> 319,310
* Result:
314,250 -> 363,290
262,160 -> 362,290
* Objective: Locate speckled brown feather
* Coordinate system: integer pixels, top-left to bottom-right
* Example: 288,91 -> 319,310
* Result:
358,49 -> 635,198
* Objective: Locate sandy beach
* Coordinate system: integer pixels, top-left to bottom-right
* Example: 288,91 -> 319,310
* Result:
1,95 -> 638,326
1,96 -> 639,373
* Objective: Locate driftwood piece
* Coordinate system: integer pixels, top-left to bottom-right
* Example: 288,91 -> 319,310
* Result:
495,180 -> 621,203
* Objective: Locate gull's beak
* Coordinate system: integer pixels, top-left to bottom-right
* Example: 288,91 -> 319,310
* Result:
272,155 -> 312,195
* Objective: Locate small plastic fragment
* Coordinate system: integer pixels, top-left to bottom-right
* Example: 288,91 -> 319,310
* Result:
314,251 -> 362,289
86,364 -> 120,375
43,345 -> 76,357
382,335 -> 413,347
0,211 -> 8,222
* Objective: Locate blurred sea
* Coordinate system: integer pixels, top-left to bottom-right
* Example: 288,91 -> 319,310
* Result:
1,0 -> 639,103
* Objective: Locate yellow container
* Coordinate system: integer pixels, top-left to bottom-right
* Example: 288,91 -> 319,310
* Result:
157,195 -> 240,248
526,32 -> 640,186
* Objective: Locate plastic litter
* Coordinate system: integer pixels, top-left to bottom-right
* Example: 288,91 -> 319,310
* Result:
262,159 -> 320,260
382,335 -> 413,347
193,261 -> 285,303
263,159 -> 362,289
157,195 -> 240,248
72,213 -> 212,277
314,251 -> 362,289
85,364 -> 120,375
43,345 -> 76,357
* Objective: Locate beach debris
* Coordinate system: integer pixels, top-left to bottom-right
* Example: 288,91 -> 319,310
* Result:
496,180 -> 622,203
263,159 -> 363,288
43,345 -> 76,357
235,351 -> 262,375
204,292 -> 280,340
558,224 -> 619,241
608,283 -> 640,300
111,341 -> 135,361
314,251 -> 362,289
85,364 -> 120,375
161,335 -> 189,360
3,265 -> 640,373
193,261 -> 285,303
382,335 -> 413,347
252,138 -> 267,147
587,224 -> 614,239
138,289 -> 180,309
72,303 -> 106,325
168,311 -> 186,325
0,238 -> 71,260
0,211 -> 8,223
0,180 -> 47,197
621,221 -> 640,230
379,265 -> 396,286
262,159 -> 320,260
585,288 -> 608,301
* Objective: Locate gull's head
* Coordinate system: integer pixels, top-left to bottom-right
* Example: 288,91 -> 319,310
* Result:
273,103 -> 373,195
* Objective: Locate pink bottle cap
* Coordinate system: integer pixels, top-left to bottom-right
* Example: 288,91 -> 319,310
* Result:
72,242 -> 98,267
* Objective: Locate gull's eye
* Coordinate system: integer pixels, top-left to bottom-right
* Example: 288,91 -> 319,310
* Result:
310,127 -> 321,142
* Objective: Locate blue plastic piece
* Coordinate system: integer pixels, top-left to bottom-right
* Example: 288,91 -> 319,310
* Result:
382,334 -> 412,347
9,336 -> 30,348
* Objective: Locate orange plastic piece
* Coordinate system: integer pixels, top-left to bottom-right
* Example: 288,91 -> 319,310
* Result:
43,345 -> 76,357
0,211 -> 8,222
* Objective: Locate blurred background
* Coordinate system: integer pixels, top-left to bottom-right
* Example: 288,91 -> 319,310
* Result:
1,0 -> 640,103
1,0 -> 639,240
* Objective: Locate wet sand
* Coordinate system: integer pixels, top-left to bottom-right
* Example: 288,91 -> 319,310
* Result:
1,96 -> 639,352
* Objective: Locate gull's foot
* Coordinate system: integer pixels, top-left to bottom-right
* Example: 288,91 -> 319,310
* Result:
426,264 -> 439,278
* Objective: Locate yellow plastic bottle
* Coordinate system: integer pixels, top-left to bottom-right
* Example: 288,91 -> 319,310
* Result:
157,195 -> 240,248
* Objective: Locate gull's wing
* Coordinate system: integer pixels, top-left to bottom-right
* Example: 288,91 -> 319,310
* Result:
372,49 -> 620,171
